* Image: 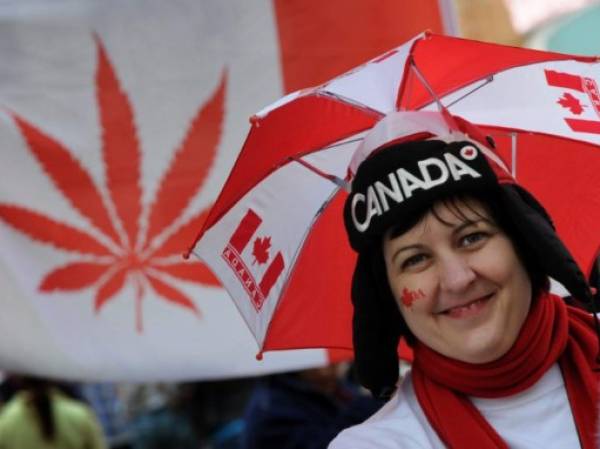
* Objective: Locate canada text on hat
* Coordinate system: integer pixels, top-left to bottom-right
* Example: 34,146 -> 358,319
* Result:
351,145 -> 482,232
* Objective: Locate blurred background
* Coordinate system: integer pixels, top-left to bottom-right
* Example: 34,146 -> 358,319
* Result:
0,0 -> 598,447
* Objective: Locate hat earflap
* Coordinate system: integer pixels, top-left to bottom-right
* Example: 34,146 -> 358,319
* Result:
501,184 -> 591,302
352,249 -> 406,399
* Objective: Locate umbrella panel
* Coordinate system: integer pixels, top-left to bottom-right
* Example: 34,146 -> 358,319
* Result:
488,129 -> 600,277
194,139 -> 358,345
262,188 -> 354,351
200,95 -> 380,237
400,33 -> 593,110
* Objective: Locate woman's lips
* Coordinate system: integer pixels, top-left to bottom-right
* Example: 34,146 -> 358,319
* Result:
442,294 -> 494,319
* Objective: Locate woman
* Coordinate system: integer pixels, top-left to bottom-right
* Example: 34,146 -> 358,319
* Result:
329,113 -> 599,449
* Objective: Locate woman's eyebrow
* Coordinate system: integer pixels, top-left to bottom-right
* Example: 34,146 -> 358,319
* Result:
452,218 -> 491,235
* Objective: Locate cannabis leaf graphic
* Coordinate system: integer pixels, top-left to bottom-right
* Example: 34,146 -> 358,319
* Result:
0,36 -> 226,332
252,236 -> 271,265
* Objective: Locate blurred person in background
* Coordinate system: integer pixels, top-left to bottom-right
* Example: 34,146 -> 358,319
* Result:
123,378 -> 254,449
175,378 -> 256,449
241,363 -> 383,449
77,382 -> 132,449
121,382 -> 197,449
0,374 -> 20,406
0,375 -> 107,449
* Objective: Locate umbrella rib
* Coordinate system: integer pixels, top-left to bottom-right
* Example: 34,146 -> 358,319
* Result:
511,132 -> 518,178
409,57 -> 447,112
409,57 -> 495,112
289,156 -> 352,191
316,136 -> 364,151
445,76 -> 494,109
317,91 -> 384,118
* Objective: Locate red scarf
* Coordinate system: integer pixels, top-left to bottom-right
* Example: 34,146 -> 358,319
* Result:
411,292 -> 599,449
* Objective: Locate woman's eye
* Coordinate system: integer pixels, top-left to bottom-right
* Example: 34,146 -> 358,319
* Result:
401,253 -> 429,270
459,232 -> 487,248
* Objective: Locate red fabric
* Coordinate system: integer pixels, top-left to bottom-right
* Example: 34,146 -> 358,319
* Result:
273,0 -> 445,93
411,293 -> 599,449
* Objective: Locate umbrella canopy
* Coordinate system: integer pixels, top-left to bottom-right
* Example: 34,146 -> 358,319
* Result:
191,32 -> 600,356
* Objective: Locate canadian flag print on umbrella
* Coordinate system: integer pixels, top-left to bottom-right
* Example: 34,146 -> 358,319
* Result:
222,209 -> 285,312
192,32 -> 600,360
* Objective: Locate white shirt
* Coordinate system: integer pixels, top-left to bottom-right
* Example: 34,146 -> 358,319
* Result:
329,364 -> 580,448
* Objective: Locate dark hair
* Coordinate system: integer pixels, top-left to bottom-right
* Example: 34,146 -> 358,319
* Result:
24,378 -> 55,442
379,190 -> 549,345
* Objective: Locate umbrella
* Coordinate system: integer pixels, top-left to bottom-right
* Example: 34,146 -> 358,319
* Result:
189,32 -> 600,357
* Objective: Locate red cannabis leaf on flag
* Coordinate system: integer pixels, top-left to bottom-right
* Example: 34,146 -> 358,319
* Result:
252,236 -> 271,265
0,36 -> 226,332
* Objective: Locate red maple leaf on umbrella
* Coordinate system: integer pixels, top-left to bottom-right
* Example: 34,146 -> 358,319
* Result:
557,92 -> 585,115
252,236 -> 271,265
0,36 -> 225,332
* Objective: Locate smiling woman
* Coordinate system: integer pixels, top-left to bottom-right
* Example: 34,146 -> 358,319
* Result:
329,113 -> 600,449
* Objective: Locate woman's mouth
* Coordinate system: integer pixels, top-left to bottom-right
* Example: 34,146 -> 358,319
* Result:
443,294 -> 494,319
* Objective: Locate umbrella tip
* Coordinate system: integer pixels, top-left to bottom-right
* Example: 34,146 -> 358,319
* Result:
256,351 -> 264,361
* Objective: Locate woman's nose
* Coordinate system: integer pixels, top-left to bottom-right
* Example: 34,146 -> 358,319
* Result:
438,253 -> 476,293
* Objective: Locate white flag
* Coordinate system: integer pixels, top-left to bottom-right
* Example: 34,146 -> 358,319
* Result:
0,0 -> 454,381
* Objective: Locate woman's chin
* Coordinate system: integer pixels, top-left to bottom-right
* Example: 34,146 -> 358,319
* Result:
441,329 -> 512,365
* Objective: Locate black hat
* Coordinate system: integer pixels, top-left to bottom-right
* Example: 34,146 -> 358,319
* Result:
343,112 -> 592,398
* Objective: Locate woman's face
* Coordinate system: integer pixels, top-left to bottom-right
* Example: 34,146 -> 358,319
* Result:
382,198 -> 532,364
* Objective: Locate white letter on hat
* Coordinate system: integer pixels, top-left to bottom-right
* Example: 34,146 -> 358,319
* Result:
418,157 -> 449,189
397,168 -> 427,198
444,153 -> 481,181
351,193 -> 369,232
375,173 -> 404,212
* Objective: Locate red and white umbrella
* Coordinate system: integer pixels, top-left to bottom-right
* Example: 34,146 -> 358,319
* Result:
191,32 -> 600,357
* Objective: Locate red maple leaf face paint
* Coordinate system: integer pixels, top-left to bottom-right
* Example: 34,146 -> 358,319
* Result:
401,288 -> 425,308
